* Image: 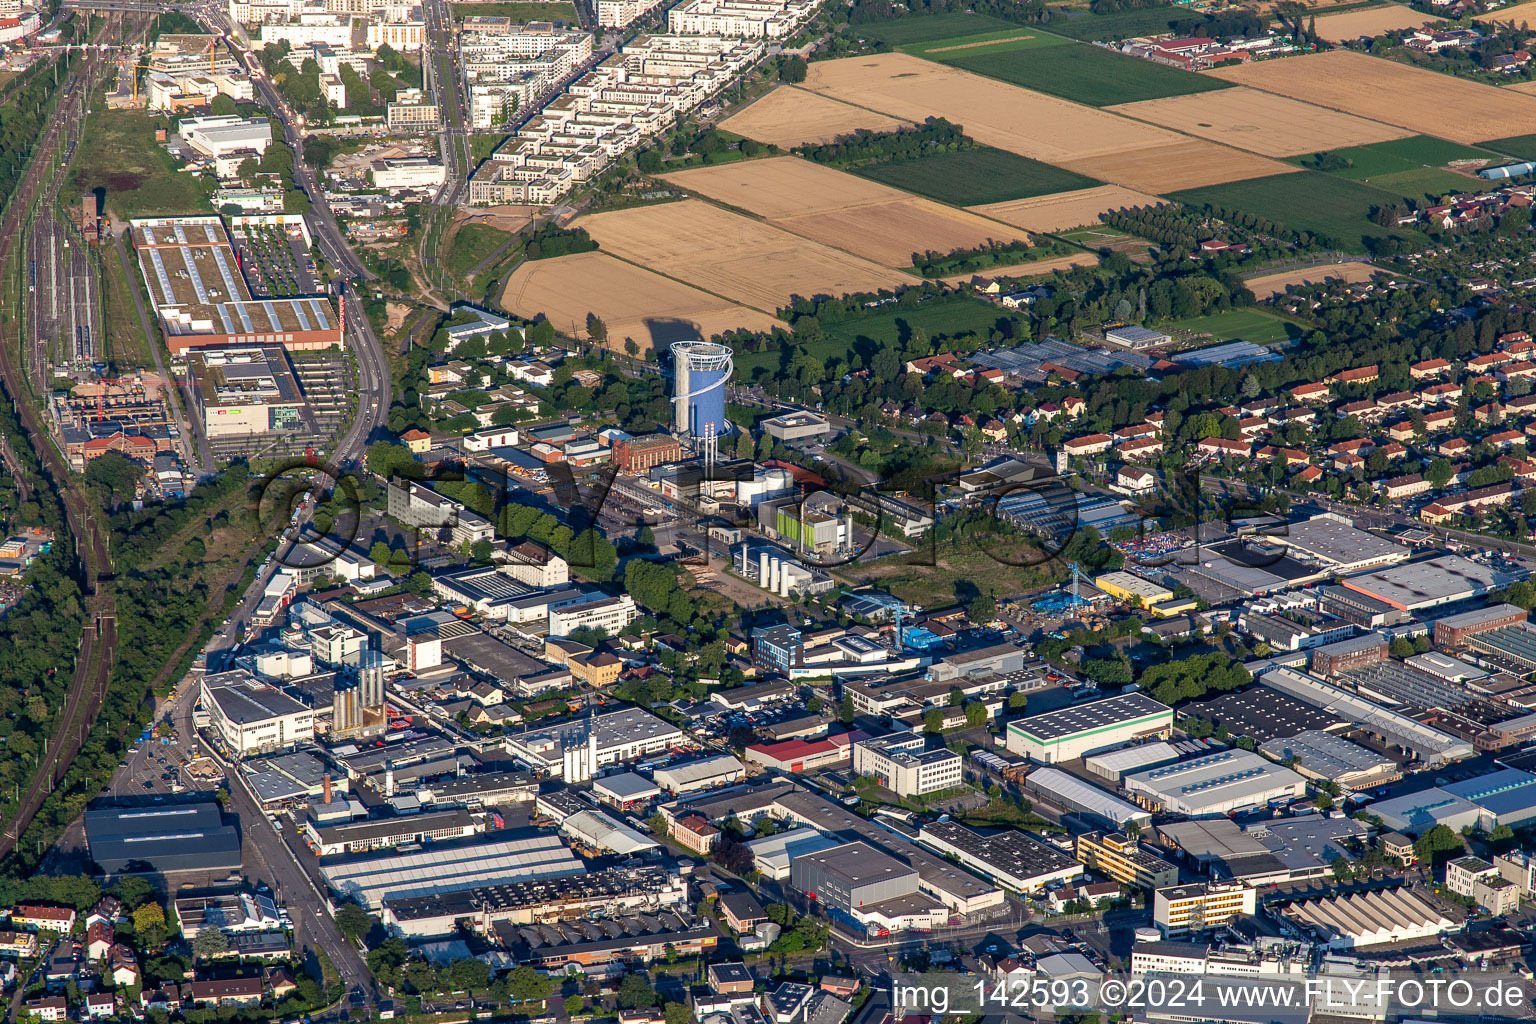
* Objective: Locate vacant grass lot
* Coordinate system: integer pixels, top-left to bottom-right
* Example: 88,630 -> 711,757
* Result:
1170,171 -> 1419,254
853,146 -> 1101,206
451,1 -> 577,19
1298,135 -> 1499,177
851,11 -> 1016,45
445,223 -> 515,284
100,244 -> 155,369
1047,4 -> 1198,40
897,27 -> 1073,55
1171,309 -> 1303,346
934,40 -> 1232,106
69,110 -> 215,220
1369,167 -> 1482,200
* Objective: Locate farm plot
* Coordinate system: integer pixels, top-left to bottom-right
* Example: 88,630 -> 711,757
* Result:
661,157 -> 1030,268
575,199 -> 910,313
1310,3 -> 1441,40
1299,135 -> 1500,177
853,147 -> 1102,206
1482,133 -> 1536,160
1169,171 -> 1419,254
1170,309 -> 1303,345
1474,0 -> 1536,23
1109,87 -> 1410,158
936,251 -> 1097,283
930,36 -> 1233,106
1244,261 -> 1383,298
1208,49 -> 1536,144
801,54 -> 1295,192
719,86 -> 910,149
971,185 -> 1168,233
850,11 -> 1016,45
502,250 -> 780,349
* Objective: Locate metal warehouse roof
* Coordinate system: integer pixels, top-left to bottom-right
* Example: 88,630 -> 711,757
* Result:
1125,749 -> 1305,815
1445,768 -> 1536,822
1008,692 -> 1172,742
1083,741 -> 1181,775
1025,767 -> 1149,825
320,829 -> 584,909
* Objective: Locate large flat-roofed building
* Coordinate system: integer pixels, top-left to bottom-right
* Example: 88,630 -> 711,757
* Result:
1005,693 -> 1173,763
1022,767 -> 1152,831
761,410 -> 830,441
668,0 -> 818,36
179,114 -> 271,158
1075,831 -> 1179,889
504,706 -> 683,781
1282,888 -> 1455,949
304,808 -> 481,856
789,841 -> 947,933
130,216 -> 341,356
320,829 -> 585,910
917,820 -> 1083,893
744,828 -> 843,881
850,735 -> 963,798
1273,516 -> 1408,573
653,754 -> 745,795
186,345 -> 307,439
1369,788 -> 1489,834
1153,881 -> 1257,938
1257,731 -> 1397,788
1434,603 -> 1528,648
1094,571 -> 1173,608
1339,554 -> 1512,612
1124,749 -> 1307,817
1260,666 -> 1476,765
84,803 -> 242,876
1444,768 -> 1536,828
200,670 -> 315,756
1309,633 -> 1388,678
548,593 -> 637,636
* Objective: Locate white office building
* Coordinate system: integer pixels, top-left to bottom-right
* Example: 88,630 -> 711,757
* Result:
200,670 -> 315,757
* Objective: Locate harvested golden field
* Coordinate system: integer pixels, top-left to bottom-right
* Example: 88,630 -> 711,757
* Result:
1208,49 -> 1536,143
1110,86 -> 1410,157
1244,261 -> 1381,298
971,186 -> 1166,232
718,86 -> 909,148
662,157 -> 1029,267
502,251 -> 781,348
1475,0 -> 1536,23
1311,3 -> 1441,39
1504,79 -> 1536,94
576,200 -> 910,313
801,53 -> 1294,190
938,252 -> 1097,284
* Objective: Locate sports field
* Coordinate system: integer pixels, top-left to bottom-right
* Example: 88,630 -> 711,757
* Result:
1244,261 -> 1382,298
576,199 -> 909,313
719,86 -> 909,149
1109,87 -> 1410,158
970,185 -> 1168,233
1171,309 -> 1303,345
932,37 -> 1232,106
1310,3 -> 1440,40
502,251 -> 780,348
1208,50 -> 1536,143
801,54 -> 1294,192
661,157 -> 1030,268
854,146 -> 1101,206
1170,171 -> 1417,254
1300,135 -> 1499,177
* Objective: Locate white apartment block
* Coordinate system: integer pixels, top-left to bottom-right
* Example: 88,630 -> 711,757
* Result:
145,71 -> 254,111
469,34 -> 767,205
230,0 -> 303,26
548,593 -> 637,636
369,156 -> 446,188
598,0 -> 665,27
368,18 -> 425,50
259,13 -> 353,47
460,23 -> 592,128
667,0 -> 817,37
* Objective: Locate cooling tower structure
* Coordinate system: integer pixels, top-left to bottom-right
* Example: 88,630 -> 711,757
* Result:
671,341 -> 733,439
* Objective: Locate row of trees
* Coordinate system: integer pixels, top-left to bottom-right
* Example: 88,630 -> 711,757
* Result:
794,117 -> 971,167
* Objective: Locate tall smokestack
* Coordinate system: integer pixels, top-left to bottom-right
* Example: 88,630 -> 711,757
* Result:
385,762 -> 395,797
323,773 -> 333,804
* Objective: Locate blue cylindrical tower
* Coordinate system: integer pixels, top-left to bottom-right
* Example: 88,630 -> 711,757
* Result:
671,340 -> 733,438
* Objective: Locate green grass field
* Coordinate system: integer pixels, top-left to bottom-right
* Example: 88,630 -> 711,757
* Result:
853,146 -> 1101,206
932,40 -> 1231,106
451,0 -> 577,20
1169,171 -> 1418,254
1046,4 -> 1194,40
1480,134 -> 1536,162
1170,309 -> 1303,346
445,222 -> 515,283
897,27 -> 1073,56
1297,135 -> 1500,178
851,12 -> 1016,45
736,297 -> 1009,377
1369,167 -> 1481,201
69,110 -> 215,220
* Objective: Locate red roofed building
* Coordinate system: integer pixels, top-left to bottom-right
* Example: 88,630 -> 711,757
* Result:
1411,358 -> 1452,379
1326,365 -> 1379,386
743,736 -> 850,772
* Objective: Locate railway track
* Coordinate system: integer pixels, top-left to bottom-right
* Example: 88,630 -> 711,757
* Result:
0,44 -> 119,861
